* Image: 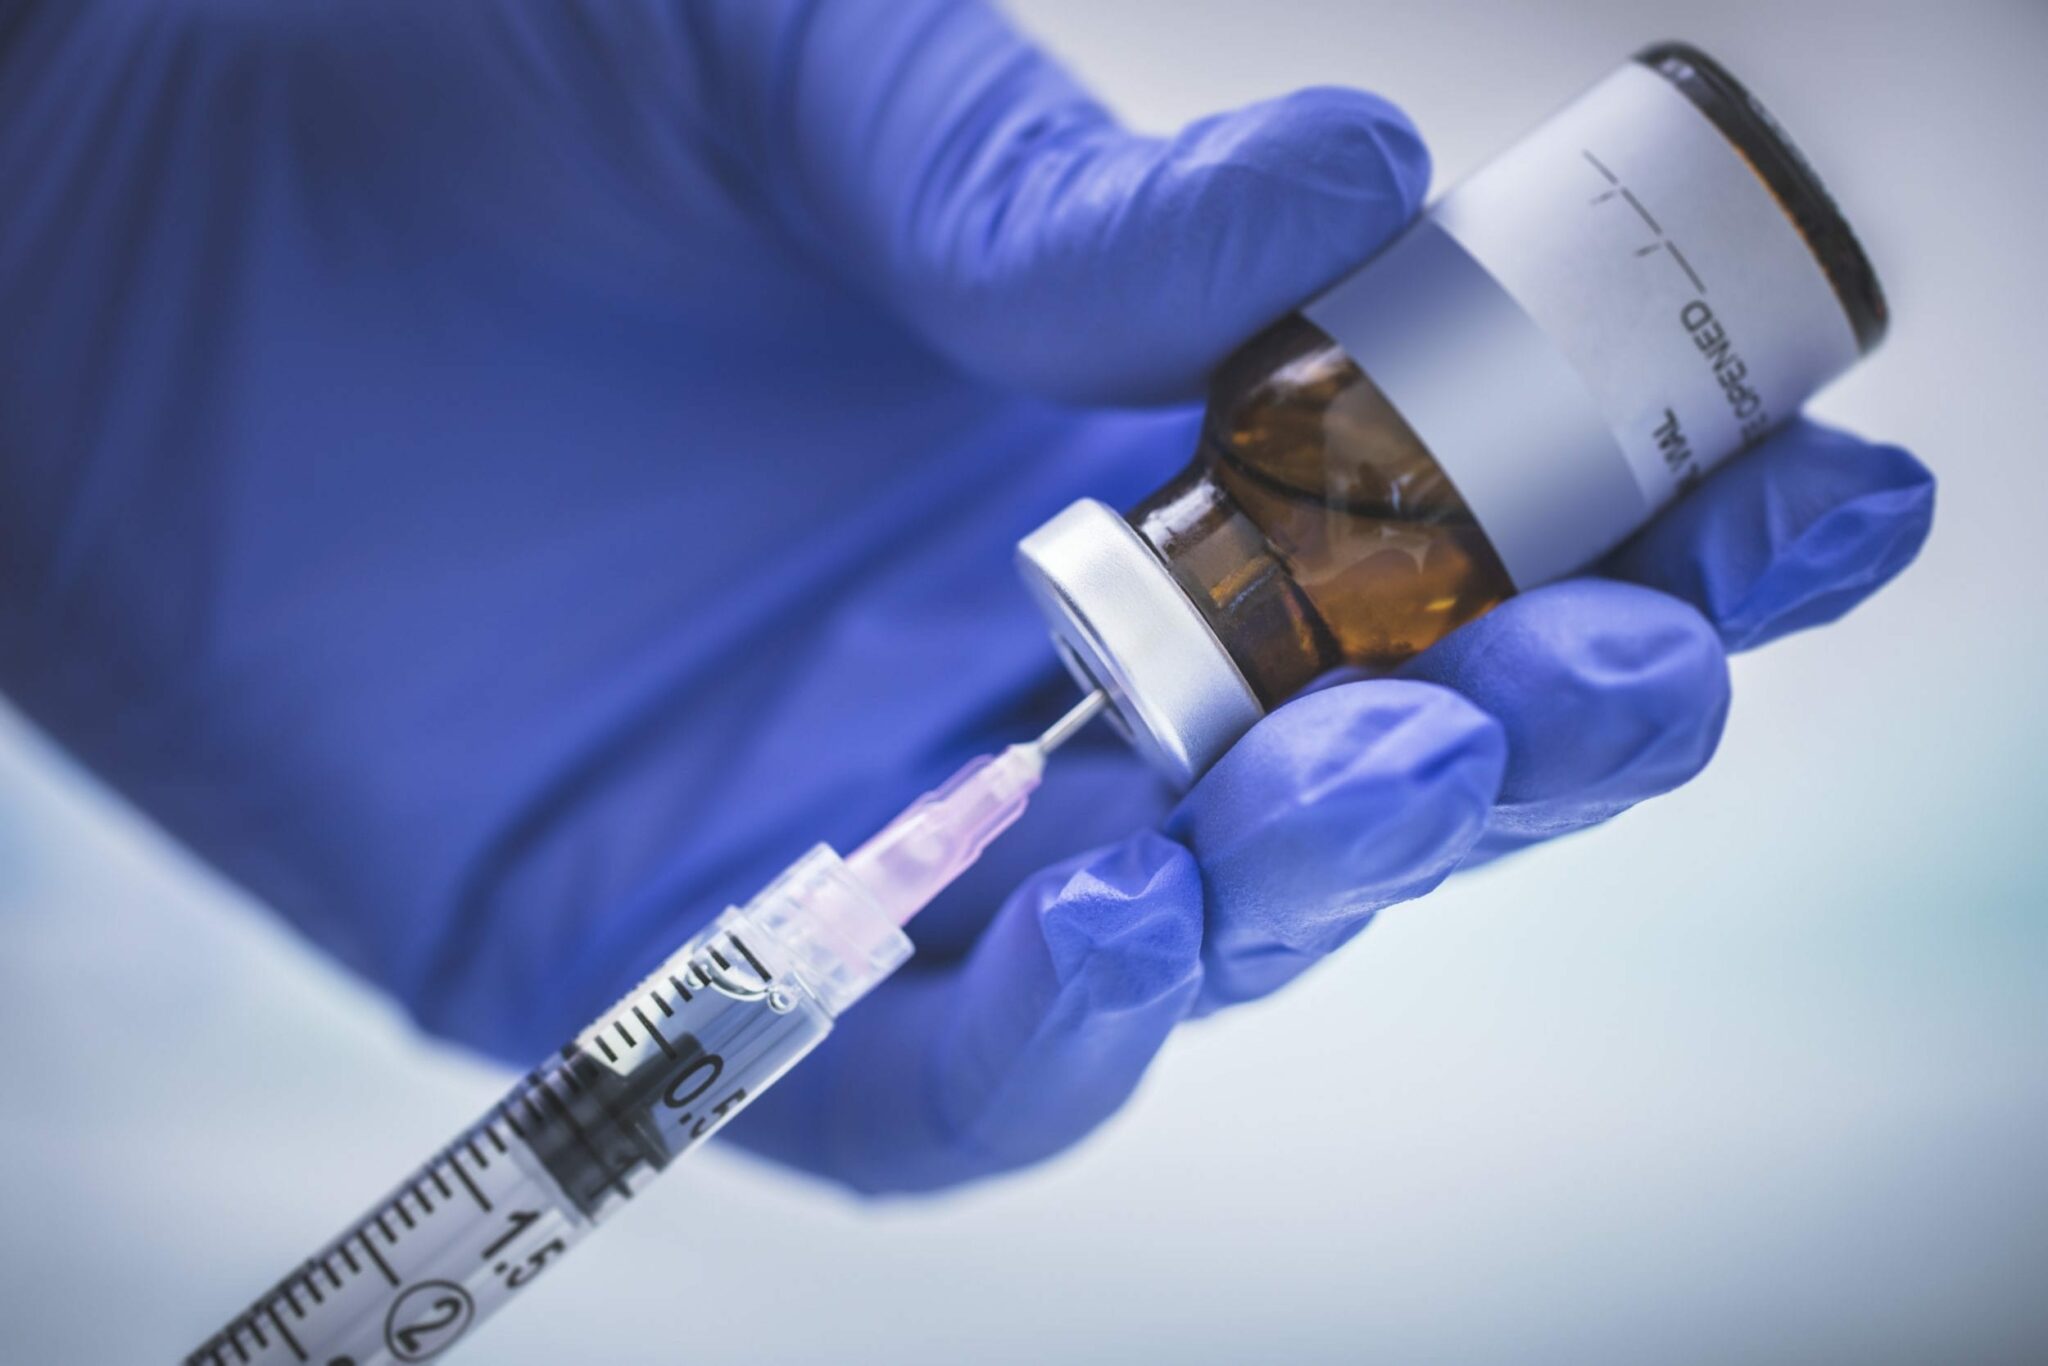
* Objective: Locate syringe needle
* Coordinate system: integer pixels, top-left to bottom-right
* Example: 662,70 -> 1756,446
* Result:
844,690 -> 1107,927
1035,689 -> 1106,756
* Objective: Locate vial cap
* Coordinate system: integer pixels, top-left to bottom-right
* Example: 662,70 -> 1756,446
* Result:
1016,499 -> 1263,789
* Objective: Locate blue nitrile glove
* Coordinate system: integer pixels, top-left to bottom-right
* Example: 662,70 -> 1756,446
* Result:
0,2 -> 1931,1194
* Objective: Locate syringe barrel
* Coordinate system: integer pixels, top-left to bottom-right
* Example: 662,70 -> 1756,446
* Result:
186,847 -> 909,1366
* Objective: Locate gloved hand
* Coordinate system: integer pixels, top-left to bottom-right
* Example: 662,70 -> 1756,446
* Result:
0,1 -> 1931,1194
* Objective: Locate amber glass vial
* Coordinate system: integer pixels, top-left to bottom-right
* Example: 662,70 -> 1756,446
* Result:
1021,44 -> 1885,787
1130,316 -> 1508,705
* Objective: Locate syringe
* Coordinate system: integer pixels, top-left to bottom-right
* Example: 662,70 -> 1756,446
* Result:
186,692 -> 1106,1366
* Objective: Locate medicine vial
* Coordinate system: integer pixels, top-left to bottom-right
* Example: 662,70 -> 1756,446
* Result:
1018,43 -> 1886,787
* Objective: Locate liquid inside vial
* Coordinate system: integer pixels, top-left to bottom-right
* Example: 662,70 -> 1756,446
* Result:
1131,313 -> 1514,705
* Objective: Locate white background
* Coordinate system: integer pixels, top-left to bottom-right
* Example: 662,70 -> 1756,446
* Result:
3,2 -> 2044,1362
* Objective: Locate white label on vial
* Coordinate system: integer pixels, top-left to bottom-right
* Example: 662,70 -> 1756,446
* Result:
1434,61 -> 1860,510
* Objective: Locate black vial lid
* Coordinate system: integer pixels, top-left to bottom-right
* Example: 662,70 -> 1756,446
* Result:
1636,42 -> 1888,354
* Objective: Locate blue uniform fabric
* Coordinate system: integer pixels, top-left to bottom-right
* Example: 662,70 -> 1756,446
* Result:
0,1 -> 1932,1194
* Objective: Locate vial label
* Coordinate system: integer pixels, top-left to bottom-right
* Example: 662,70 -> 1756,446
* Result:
1438,61 -> 1859,503
1308,62 -> 1860,586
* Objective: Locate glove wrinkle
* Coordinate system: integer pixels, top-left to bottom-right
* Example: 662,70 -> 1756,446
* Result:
872,835 -> 1204,1193
1716,473 -> 1935,650
1400,580 -> 1731,857
1606,421 -> 1935,652
1172,682 -> 1505,1011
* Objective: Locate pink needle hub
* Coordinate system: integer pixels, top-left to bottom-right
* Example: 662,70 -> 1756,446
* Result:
846,691 -> 1106,925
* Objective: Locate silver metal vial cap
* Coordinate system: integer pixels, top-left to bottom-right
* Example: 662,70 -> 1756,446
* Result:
1015,499 -> 1263,790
